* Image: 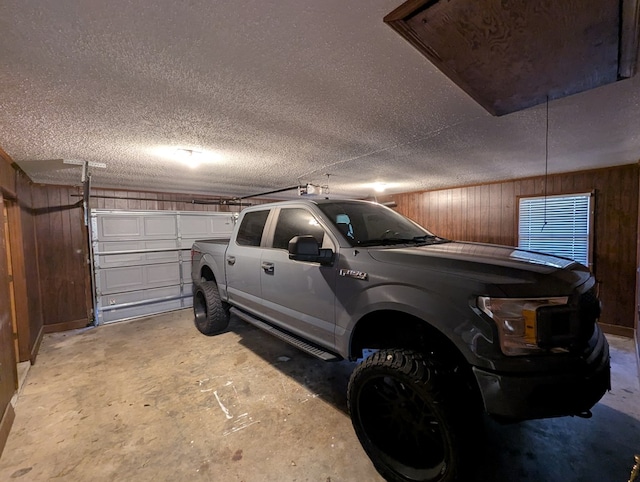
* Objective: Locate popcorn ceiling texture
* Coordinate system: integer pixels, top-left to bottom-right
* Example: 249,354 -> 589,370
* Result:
1,1 -> 640,199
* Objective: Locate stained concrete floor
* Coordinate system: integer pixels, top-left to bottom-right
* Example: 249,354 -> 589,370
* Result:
0,309 -> 638,482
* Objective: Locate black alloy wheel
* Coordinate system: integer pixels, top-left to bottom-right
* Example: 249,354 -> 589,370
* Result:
348,349 -> 472,482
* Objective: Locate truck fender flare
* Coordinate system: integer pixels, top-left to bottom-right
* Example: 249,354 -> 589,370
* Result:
340,284 -> 485,364
198,253 -> 226,292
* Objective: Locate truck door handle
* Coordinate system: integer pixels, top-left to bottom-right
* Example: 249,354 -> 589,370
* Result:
261,262 -> 274,274
227,256 -> 236,265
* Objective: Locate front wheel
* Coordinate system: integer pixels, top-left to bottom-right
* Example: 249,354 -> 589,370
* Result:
193,281 -> 230,335
347,349 -> 474,482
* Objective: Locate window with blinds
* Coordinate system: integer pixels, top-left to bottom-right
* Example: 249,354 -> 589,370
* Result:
518,193 -> 592,267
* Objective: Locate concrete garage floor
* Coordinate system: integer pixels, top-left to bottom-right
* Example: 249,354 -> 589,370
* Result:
0,310 -> 638,482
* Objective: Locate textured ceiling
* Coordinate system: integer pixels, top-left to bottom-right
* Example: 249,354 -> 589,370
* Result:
1,1 -> 640,200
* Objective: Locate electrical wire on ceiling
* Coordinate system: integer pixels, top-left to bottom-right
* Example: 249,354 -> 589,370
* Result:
236,185 -> 299,199
295,115 -> 485,181
542,96 -> 550,231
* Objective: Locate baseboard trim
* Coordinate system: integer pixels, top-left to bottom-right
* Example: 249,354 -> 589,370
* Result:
43,319 -> 89,334
0,402 -> 16,458
30,325 -> 44,364
599,323 -> 634,338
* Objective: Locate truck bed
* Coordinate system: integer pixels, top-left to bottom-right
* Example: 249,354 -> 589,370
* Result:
195,238 -> 230,245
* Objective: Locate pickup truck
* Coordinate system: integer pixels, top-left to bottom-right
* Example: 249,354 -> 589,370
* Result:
190,198 -> 610,482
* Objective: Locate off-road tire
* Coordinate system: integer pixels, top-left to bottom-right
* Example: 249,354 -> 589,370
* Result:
193,281 -> 230,335
347,348 -> 474,482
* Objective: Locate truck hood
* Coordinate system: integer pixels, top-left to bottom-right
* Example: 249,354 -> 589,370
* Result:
367,241 -> 592,296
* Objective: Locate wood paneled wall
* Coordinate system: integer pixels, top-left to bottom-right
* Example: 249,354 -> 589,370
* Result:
0,156 -> 15,199
31,185 -> 91,332
0,154 -> 17,456
15,172 -> 44,360
0,160 -> 272,350
0,152 -> 45,362
391,164 -> 640,333
32,186 -> 267,331
89,188 -> 270,212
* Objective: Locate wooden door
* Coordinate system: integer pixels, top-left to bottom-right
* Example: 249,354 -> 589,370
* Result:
2,204 -> 18,366
0,194 -> 18,403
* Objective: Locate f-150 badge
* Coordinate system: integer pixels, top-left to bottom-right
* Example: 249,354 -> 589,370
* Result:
339,269 -> 368,280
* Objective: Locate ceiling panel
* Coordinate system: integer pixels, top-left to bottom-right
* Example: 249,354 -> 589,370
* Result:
0,1 -> 639,199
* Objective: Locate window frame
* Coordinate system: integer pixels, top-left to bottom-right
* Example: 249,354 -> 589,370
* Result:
234,209 -> 271,248
516,191 -> 595,269
263,206 -> 336,252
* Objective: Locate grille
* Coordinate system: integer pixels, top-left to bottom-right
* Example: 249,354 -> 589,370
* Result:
536,289 -> 599,350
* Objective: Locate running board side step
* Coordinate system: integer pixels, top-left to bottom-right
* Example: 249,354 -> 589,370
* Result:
230,307 -> 340,361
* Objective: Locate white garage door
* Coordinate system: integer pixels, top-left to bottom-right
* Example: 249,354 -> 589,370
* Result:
91,210 -> 235,324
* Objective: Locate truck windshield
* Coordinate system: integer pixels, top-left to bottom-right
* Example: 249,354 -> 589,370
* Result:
318,201 -> 446,247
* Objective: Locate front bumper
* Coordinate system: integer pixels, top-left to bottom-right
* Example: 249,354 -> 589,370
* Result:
472,326 -> 611,421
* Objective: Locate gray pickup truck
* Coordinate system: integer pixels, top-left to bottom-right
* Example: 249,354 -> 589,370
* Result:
190,198 -> 610,482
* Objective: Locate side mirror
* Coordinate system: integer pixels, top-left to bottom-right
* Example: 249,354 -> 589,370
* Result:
288,235 -> 334,265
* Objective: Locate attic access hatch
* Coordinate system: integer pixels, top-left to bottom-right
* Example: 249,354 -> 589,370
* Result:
384,0 -> 640,116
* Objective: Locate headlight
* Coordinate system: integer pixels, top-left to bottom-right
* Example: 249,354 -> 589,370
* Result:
477,296 -> 569,356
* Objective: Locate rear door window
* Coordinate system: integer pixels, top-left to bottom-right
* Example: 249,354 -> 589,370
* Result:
236,210 -> 269,247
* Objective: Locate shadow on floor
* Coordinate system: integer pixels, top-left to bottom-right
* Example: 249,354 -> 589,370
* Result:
230,316 -> 355,414
474,403 -> 640,481
230,317 -> 639,481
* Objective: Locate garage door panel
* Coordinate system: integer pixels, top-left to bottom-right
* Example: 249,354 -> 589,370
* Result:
144,216 -> 177,238
99,285 -> 181,309
99,285 -> 184,323
145,240 -> 180,262
96,213 -> 178,241
100,300 -> 184,323
98,216 -> 141,239
181,214 -> 235,238
180,214 -> 235,249
145,263 -> 181,286
180,259 -> 191,280
98,263 -> 180,295
96,241 -> 143,266
100,266 -> 145,293
183,281 -> 194,299
181,238 -> 210,250
96,240 -> 180,268
92,210 -> 234,324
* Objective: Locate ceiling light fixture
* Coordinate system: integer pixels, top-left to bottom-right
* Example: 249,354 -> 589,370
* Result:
373,182 -> 388,192
150,145 -> 225,167
175,148 -> 205,169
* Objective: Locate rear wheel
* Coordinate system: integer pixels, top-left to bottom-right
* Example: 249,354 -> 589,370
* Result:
348,349 -> 475,482
193,281 -> 230,335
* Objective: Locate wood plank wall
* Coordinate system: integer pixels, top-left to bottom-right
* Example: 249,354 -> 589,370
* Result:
31,186 -> 271,331
0,151 -> 45,363
390,163 -> 640,334
0,154 -> 17,456
15,172 -> 44,360
89,188 -> 271,212
31,185 -> 92,332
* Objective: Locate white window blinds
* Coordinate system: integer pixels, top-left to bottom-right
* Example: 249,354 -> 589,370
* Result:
518,193 -> 592,266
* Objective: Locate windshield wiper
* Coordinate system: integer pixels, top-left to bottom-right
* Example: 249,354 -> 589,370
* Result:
412,235 -> 450,244
356,235 -> 447,247
356,238 -> 410,246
